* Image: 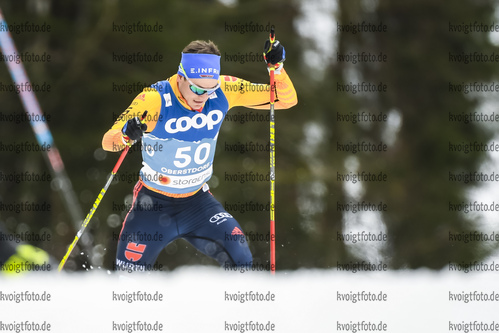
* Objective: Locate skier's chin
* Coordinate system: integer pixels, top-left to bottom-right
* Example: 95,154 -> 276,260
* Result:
191,101 -> 205,109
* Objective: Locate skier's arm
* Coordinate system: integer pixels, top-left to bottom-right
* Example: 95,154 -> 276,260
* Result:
222,68 -> 297,110
102,90 -> 162,152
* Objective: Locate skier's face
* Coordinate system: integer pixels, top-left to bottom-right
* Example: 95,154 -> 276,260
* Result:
177,75 -> 219,111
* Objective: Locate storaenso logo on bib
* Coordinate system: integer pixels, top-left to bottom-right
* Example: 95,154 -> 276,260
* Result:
165,110 -> 224,133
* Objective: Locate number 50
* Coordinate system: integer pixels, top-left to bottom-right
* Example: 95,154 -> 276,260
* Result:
173,143 -> 211,168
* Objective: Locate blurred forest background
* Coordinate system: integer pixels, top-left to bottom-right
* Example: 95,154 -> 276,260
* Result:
1,0 -> 499,272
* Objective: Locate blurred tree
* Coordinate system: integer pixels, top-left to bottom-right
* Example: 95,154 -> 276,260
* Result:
338,0 -> 499,268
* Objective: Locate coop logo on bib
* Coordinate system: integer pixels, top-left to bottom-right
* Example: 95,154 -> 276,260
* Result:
165,110 -> 224,134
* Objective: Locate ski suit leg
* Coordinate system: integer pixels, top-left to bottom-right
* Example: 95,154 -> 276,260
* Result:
178,189 -> 253,268
115,182 -> 178,271
115,182 -> 252,271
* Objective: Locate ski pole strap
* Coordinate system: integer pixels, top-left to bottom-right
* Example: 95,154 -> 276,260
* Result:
122,110 -> 148,147
269,25 -> 275,44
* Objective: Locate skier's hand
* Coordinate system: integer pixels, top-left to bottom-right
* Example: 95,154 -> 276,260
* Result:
122,116 -> 147,144
263,38 -> 286,74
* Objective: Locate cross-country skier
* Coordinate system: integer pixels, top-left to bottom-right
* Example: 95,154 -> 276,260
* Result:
0,225 -> 52,275
102,38 -> 297,272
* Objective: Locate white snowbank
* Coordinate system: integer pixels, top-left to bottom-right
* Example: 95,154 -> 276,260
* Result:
0,267 -> 497,332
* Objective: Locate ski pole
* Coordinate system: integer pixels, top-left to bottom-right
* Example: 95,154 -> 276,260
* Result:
266,26 -> 277,275
58,111 -> 148,272
0,8 -> 85,231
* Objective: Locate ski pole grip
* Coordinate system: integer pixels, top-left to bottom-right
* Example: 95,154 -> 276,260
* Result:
140,110 -> 148,123
122,110 -> 148,146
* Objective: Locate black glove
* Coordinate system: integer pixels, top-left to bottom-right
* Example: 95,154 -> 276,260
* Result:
263,39 -> 286,65
122,116 -> 147,142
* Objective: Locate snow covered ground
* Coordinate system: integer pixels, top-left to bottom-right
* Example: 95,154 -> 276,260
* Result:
1,267 -> 498,332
